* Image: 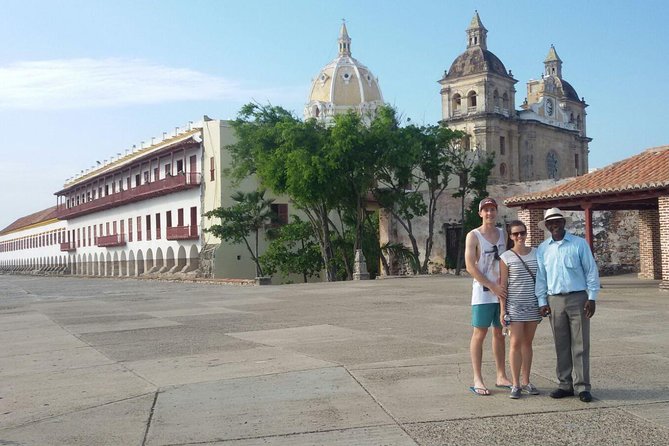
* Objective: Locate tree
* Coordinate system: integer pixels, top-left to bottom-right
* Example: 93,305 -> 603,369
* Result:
260,216 -> 323,283
227,103 -> 340,281
448,146 -> 495,275
327,111 -> 381,255
204,189 -> 275,277
462,157 -> 496,235
373,109 -> 426,274
416,125 -> 468,273
372,107 -> 469,274
227,103 -> 385,281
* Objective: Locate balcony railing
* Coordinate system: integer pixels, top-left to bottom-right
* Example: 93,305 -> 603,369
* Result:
166,225 -> 199,240
96,234 -> 126,247
60,242 -> 76,252
57,172 -> 200,219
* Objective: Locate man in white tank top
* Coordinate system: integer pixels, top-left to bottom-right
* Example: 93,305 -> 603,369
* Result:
464,197 -> 512,395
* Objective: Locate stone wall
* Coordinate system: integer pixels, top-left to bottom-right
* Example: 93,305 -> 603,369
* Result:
380,179 -> 640,276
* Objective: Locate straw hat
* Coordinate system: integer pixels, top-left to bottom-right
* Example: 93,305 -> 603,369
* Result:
538,207 -> 572,231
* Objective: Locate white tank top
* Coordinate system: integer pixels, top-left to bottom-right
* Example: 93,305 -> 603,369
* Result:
471,228 -> 506,305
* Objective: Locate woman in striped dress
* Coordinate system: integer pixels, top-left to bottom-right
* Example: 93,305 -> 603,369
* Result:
499,220 -> 542,399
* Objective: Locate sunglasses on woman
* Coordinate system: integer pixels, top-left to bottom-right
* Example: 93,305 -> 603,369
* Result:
511,230 -> 527,237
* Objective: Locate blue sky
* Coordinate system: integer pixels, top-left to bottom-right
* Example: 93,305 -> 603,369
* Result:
1,0 -> 668,230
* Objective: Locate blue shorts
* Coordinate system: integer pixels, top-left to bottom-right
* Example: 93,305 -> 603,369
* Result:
472,303 -> 502,328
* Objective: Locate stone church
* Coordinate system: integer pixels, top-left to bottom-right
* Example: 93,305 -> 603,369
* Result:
439,12 -> 591,184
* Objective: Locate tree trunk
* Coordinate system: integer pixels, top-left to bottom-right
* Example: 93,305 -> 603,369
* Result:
455,193 -> 466,276
318,204 -> 337,281
422,190 -> 437,274
380,252 -> 390,276
254,230 -> 264,277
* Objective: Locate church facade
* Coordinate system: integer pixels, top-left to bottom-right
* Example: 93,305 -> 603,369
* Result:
439,12 -> 591,184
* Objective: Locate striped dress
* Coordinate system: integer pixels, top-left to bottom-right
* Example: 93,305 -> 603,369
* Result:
500,248 -> 541,322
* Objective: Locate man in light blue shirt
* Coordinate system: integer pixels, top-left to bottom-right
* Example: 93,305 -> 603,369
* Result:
536,208 -> 600,403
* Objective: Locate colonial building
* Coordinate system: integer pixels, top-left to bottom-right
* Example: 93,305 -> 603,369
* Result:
439,12 -> 591,183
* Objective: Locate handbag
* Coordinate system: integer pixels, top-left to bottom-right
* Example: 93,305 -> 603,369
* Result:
511,249 -> 535,283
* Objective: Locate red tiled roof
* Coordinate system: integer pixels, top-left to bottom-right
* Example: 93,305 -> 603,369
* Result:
505,145 -> 669,206
0,206 -> 59,235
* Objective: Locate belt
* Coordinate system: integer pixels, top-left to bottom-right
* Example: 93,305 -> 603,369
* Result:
555,290 -> 586,296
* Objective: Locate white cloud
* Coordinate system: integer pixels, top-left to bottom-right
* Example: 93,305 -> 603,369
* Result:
0,58 -> 301,110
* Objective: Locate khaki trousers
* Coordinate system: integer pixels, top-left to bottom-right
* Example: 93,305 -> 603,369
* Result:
548,291 -> 591,393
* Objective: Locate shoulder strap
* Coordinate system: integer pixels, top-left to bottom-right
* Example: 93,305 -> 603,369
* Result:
511,250 -> 535,283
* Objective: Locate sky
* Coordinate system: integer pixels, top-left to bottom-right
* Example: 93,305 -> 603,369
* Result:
1,0 -> 669,230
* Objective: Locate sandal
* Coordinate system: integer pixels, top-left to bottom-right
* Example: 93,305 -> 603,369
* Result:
469,386 -> 490,396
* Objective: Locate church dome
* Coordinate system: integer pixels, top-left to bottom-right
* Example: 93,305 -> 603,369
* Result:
304,22 -> 383,123
555,78 -> 579,101
442,12 -> 513,82
444,46 -> 513,80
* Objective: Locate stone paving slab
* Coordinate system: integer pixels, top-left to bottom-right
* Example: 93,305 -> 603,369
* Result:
145,367 -> 396,445
0,312 -> 54,331
0,363 -> 155,429
127,346 -> 336,387
200,296 -> 284,306
0,394 -> 153,446
623,402 -> 669,429
63,317 -> 182,335
229,324 -> 449,366
79,326 -> 260,362
140,306 -> 250,318
229,324 -> 367,345
204,425 -> 417,445
0,346 -> 114,377
0,331 -> 87,358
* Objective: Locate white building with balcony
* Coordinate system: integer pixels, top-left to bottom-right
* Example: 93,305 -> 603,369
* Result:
0,118 -> 292,280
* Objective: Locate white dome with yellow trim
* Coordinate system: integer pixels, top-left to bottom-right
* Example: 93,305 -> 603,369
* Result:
304,22 -> 384,124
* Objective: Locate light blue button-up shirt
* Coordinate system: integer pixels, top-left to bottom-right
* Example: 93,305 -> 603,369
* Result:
535,231 -> 600,307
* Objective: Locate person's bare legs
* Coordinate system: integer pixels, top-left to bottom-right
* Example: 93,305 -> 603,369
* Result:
470,327 -> 489,393
509,322 -> 525,388
492,327 -> 512,386
520,321 -> 539,386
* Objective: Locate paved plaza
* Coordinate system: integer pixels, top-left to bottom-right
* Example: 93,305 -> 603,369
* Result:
1,273 -> 668,445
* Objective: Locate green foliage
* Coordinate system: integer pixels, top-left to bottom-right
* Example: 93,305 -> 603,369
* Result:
228,103 -> 340,280
463,154 -> 496,234
380,242 -> 419,275
260,216 -> 322,283
449,147 -> 496,274
204,189 -> 275,277
227,103 -> 392,281
373,110 -> 468,274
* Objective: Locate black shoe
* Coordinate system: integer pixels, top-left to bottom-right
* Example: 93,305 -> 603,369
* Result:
549,388 -> 574,399
579,391 -> 593,402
